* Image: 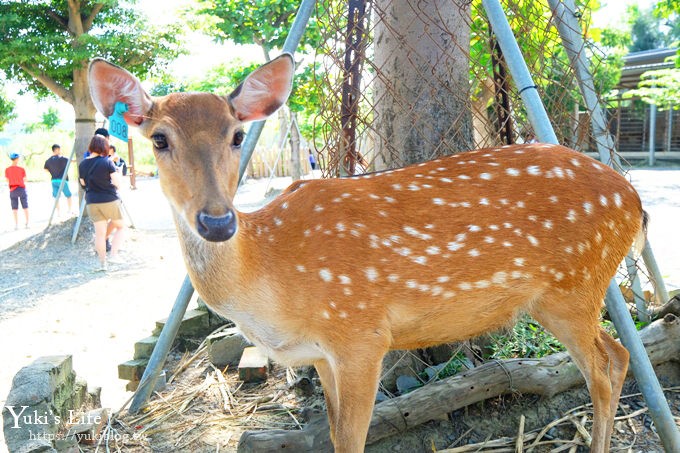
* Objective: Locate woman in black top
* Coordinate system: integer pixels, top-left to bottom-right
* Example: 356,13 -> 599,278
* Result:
78,134 -> 126,271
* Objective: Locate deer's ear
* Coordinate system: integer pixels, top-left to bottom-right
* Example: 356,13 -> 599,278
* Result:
89,58 -> 153,126
228,53 -> 294,122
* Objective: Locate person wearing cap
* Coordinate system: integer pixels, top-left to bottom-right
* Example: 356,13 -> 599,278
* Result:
44,144 -> 74,216
4,152 -> 30,229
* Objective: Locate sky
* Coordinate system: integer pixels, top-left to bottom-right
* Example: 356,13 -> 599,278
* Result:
0,0 -> 661,144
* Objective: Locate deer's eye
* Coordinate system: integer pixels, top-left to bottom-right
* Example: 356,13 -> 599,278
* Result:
151,133 -> 168,150
232,130 -> 245,148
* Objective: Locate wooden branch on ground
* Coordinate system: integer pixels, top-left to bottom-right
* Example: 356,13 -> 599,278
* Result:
237,316 -> 680,452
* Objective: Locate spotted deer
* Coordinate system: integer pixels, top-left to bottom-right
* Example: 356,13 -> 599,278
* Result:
89,54 -> 646,453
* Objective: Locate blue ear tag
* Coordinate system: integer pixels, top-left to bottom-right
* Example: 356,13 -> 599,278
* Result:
108,102 -> 129,141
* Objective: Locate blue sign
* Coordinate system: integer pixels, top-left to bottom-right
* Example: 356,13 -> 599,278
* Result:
109,102 -> 129,142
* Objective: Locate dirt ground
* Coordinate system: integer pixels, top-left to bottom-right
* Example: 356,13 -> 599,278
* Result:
0,169 -> 679,452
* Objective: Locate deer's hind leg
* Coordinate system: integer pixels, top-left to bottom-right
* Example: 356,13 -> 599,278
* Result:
529,290 -> 628,453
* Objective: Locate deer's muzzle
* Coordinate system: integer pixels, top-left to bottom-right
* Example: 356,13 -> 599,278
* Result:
196,209 -> 238,242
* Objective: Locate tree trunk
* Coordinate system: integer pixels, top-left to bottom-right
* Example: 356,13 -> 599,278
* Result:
373,0 -> 473,169
289,113 -> 302,181
72,64 -> 97,204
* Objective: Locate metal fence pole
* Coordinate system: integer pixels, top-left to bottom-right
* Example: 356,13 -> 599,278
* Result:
48,146 -> 77,226
128,0 -> 318,415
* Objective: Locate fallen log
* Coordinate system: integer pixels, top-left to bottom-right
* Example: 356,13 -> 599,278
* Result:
237,315 -> 680,452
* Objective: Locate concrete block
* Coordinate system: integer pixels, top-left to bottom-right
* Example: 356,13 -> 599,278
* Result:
207,327 -> 250,368
117,359 -> 148,381
65,408 -> 108,445
153,309 -> 211,339
133,336 -> 159,360
238,347 -> 269,383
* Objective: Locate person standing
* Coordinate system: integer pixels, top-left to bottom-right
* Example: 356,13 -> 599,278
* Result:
44,144 -> 74,216
4,152 -> 29,229
78,135 -> 126,271
108,145 -> 128,176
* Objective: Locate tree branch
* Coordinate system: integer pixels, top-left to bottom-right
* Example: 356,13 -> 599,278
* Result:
83,3 -> 105,33
47,9 -> 69,32
20,65 -> 73,105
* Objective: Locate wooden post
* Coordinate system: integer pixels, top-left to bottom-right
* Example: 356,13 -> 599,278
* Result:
127,138 -> 137,189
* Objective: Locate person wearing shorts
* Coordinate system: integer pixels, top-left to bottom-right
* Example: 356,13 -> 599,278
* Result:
79,134 -> 126,271
5,152 -> 30,229
44,144 -> 74,216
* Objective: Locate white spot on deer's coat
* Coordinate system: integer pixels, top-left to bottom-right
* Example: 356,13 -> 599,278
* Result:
365,267 -> 378,281
339,275 -> 352,285
296,265 -> 306,272
437,276 -> 450,283
358,303 -> 367,310
459,282 -> 472,291
503,241 -> 513,247
553,167 -> 565,178
506,168 -> 520,176
468,248 -> 480,257
514,258 -> 525,266
274,217 -> 283,226
614,193 -> 622,207
583,202 -> 593,215
489,225 -> 499,231
433,198 -> 446,206
516,201 -> 525,208
281,202 -> 288,209
413,256 -> 427,265
484,236 -> 495,244
492,272 -> 508,285
458,175 -> 471,180
527,165 -> 541,175
406,280 -> 417,289
397,247 -> 412,256
555,272 -> 564,281
408,184 -> 420,191
404,226 -> 432,240
322,311 -> 331,319
479,198 -> 490,206
565,246 -> 574,254
447,242 -> 464,252
384,196 -> 396,203
336,222 -> 346,232
387,274 -> 399,283
570,158 -> 581,167
319,268 -> 332,282
475,280 -> 490,289
480,173 -> 492,180
567,210 -> 577,222
392,184 -> 403,190
425,246 -> 441,255
527,235 -> 539,246
549,195 -> 559,203
441,177 -> 453,183
468,225 -> 482,232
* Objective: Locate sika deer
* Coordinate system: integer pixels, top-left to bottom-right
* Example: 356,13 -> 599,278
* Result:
89,54 -> 645,453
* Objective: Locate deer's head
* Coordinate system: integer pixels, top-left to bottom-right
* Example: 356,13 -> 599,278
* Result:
88,55 -> 294,242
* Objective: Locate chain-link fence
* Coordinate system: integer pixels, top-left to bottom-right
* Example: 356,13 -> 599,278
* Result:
311,0 -> 616,176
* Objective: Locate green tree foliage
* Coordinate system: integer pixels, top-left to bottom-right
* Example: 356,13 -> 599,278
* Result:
24,107 -> 61,133
0,0 -> 185,159
624,68 -> 680,109
196,0 -> 323,60
628,5 -> 668,52
0,92 -> 17,131
654,0 -> 680,66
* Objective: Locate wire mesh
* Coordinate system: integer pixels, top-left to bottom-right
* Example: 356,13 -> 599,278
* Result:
310,0 -> 617,176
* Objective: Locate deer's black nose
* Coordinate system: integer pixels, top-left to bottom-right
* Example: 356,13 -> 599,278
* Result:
196,209 -> 238,242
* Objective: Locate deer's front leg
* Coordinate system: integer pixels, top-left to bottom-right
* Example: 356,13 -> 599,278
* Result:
328,339 -> 388,453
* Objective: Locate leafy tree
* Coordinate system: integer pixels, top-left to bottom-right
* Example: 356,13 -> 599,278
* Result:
0,91 -> 17,131
623,68 -> 680,110
628,5 -> 667,52
0,1 -> 185,160
24,107 -> 61,133
654,0 -> 680,66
